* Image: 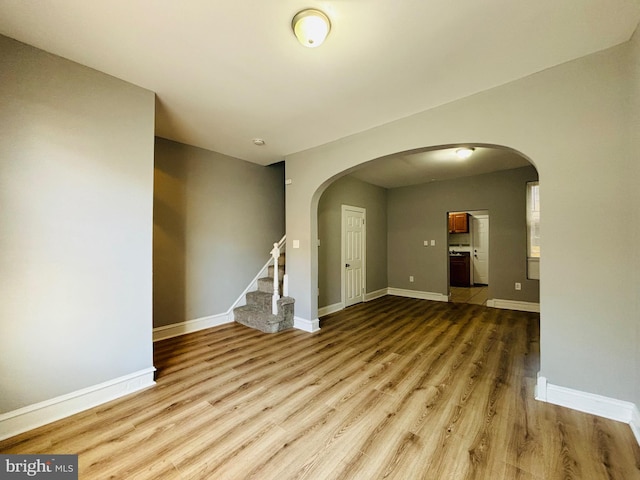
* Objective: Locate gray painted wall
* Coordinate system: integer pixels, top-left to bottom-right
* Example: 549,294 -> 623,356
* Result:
154,138 -> 285,328
387,166 -> 539,303
0,36 -> 155,412
285,33 -> 640,407
317,176 -> 387,308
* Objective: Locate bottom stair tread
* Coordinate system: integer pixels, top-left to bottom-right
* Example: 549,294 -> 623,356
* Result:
234,297 -> 294,333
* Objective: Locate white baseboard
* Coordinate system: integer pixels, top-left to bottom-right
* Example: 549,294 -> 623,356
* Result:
153,312 -> 232,342
387,288 -> 449,302
294,316 -> 320,333
318,289 -> 389,318
365,288 -> 388,302
536,374 -> 640,446
0,367 -> 156,441
631,405 -> 640,446
487,298 -> 540,313
318,302 -> 344,317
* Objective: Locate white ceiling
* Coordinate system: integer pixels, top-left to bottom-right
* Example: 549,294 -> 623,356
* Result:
349,147 -> 532,189
1,0 -> 639,177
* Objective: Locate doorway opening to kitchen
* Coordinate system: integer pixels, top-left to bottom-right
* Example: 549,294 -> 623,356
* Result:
448,210 -> 489,305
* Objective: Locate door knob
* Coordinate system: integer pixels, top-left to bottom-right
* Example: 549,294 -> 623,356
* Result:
345,263 -> 351,268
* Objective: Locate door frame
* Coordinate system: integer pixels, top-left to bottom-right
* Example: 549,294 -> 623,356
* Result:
447,209 -> 490,295
341,205 -> 366,308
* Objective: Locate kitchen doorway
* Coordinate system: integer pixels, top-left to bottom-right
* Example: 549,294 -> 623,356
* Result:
448,210 -> 489,305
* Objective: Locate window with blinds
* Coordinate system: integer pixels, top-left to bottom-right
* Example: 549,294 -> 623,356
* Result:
527,181 -> 540,280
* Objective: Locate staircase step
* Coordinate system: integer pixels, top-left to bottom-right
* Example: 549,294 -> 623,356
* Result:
234,296 -> 295,333
257,276 -> 283,294
246,290 -> 272,312
234,305 -> 280,333
277,297 -> 295,331
233,245 -> 293,334
267,265 -> 285,277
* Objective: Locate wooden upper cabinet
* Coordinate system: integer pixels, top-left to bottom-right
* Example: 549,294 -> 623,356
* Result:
448,212 -> 469,233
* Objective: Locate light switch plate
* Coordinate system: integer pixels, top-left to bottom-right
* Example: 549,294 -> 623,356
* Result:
293,240 -> 300,249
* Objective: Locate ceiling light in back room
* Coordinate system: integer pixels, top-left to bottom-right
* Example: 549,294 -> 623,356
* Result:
292,9 -> 331,48
455,147 -> 475,159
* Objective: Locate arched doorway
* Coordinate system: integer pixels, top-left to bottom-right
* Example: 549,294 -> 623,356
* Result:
314,144 -> 539,319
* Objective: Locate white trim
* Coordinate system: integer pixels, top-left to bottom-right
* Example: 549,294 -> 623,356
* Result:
545,383 -> 636,423
153,313 -> 232,342
365,288 -> 387,302
486,298 -> 540,313
318,289 -> 389,317
387,288 -> 449,302
534,373 -> 548,401
0,368 -> 156,441
294,316 -> 320,332
536,374 -> 640,446
318,302 -> 344,317
631,406 -> 640,446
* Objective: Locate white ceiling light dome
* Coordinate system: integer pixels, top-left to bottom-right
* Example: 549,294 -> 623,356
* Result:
455,147 -> 475,159
292,9 -> 331,48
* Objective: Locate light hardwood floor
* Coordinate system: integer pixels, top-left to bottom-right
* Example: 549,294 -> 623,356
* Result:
450,286 -> 488,305
2,296 -> 639,479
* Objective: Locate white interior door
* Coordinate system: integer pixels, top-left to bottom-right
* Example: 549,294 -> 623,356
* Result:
342,205 -> 366,307
472,215 -> 489,285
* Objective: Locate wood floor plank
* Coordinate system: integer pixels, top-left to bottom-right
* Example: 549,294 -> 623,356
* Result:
344,308 -> 503,478
2,296 -> 639,479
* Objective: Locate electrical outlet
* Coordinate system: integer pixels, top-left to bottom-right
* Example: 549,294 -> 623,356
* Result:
515,282 -> 521,290
409,276 -> 414,282
424,240 -> 429,246
431,240 -> 436,246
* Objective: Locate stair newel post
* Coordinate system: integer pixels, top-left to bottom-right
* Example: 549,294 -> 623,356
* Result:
270,242 -> 280,315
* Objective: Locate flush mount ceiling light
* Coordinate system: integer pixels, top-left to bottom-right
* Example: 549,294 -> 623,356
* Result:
292,9 -> 331,48
455,147 -> 475,159
252,138 -> 266,146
